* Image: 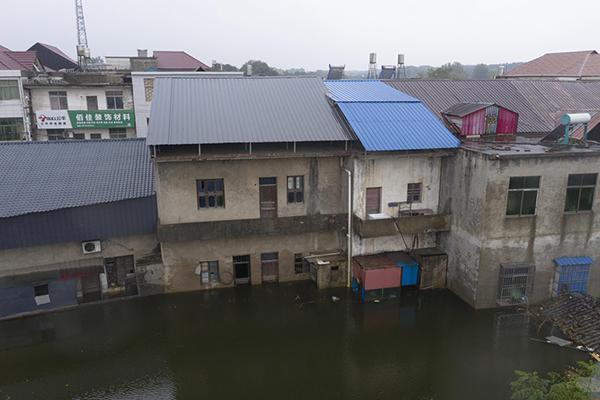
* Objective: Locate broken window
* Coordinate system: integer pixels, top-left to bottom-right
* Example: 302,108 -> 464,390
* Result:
106,90 -> 124,109
497,263 -> 534,306
564,173 -> 597,213
49,91 -> 68,110
197,179 -> 225,209
506,176 -> 540,216
407,183 -> 422,203
198,261 -> 219,284
287,176 -> 304,204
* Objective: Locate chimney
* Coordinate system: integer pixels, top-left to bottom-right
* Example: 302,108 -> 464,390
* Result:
137,48 -> 148,57
497,66 -> 506,76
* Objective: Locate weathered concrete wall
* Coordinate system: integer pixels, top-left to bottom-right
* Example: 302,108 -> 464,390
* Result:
439,150 -> 489,308
443,148 -> 600,309
351,153 -> 447,257
475,152 -> 600,309
161,230 -> 343,293
0,233 -> 158,276
154,156 -> 345,225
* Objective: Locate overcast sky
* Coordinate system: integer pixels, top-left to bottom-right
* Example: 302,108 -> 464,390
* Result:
3,0 -> 599,71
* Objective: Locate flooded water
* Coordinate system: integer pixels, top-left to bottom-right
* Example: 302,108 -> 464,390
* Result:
0,284 -> 589,400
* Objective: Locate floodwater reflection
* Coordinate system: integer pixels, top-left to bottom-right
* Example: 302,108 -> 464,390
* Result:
0,284 -> 588,400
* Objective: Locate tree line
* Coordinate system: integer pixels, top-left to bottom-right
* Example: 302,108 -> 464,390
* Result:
212,60 -> 524,79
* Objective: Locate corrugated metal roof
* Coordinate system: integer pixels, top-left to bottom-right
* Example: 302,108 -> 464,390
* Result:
147,76 -> 355,145
0,138 -> 154,218
324,80 -> 460,151
555,257 -> 595,266
383,79 -> 600,134
443,102 -> 494,117
325,79 -> 419,102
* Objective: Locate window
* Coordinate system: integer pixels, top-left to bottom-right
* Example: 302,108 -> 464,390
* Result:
565,173 -> 597,213
287,176 -> 304,203
73,133 -> 85,140
109,128 -> 126,139
90,133 -> 102,139
294,253 -> 309,274
49,91 -> 68,110
47,129 -> 65,141
198,261 -> 219,284
106,90 -> 124,109
86,96 -> 98,110
0,118 -> 20,141
506,176 -> 540,216
407,183 -> 422,203
0,80 -> 19,100
197,179 -> 225,209
497,263 -> 534,306
144,78 -> 154,102
34,284 -> 49,297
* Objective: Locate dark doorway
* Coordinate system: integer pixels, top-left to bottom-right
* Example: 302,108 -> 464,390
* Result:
261,253 -> 279,282
259,177 -> 277,218
80,274 -> 102,303
233,255 -> 251,285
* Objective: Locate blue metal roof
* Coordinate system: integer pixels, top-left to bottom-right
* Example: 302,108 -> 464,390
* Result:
555,257 -> 595,266
324,80 -> 460,151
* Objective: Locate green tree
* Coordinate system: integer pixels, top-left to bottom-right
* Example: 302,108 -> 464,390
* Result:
422,62 -> 468,79
510,361 -> 596,400
240,60 -> 279,76
87,56 -> 104,65
472,63 -> 492,79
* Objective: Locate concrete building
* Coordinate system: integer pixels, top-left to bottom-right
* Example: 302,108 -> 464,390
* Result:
26,72 -> 135,140
440,141 -> 600,309
0,138 -> 159,319
148,76 -> 355,293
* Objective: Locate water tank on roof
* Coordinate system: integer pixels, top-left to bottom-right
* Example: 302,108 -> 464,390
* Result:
369,53 -> 377,64
561,113 -> 591,125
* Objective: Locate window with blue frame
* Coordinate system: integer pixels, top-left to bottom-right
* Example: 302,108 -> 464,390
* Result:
197,179 -> 225,209
553,257 -> 595,296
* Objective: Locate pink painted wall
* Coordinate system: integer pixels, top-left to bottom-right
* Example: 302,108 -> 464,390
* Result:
497,108 -> 518,134
461,109 -> 486,135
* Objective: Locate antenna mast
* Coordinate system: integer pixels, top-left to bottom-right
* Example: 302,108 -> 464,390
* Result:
75,0 -> 91,67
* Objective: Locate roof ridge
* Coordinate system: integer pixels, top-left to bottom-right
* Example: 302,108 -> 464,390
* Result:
578,51 -> 594,77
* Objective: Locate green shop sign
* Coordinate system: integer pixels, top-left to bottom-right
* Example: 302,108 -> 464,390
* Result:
36,110 -> 135,129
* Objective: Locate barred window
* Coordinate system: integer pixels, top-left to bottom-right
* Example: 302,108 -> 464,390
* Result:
407,183 -> 422,203
565,173 -> 597,213
197,179 -> 225,209
497,263 -> 534,306
287,176 -> 303,204
294,253 -> 309,274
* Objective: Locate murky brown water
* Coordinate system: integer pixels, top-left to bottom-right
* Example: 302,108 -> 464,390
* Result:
0,284 -> 588,400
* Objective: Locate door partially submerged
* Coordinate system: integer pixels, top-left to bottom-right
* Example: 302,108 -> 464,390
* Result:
261,252 -> 279,282
233,255 -> 251,285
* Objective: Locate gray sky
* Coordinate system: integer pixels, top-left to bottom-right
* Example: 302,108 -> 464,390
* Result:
4,0 -> 599,71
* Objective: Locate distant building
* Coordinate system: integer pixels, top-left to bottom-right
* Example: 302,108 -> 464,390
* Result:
498,50 -> 600,80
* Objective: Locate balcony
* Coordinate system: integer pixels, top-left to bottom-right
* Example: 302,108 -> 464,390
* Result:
353,213 -> 451,238
157,213 -> 347,243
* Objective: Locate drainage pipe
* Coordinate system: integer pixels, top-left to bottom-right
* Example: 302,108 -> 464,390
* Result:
340,159 -> 352,288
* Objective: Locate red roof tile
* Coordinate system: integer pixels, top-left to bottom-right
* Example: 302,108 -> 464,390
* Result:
0,50 -> 38,71
153,51 -> 210,71
504,50 -> 600,78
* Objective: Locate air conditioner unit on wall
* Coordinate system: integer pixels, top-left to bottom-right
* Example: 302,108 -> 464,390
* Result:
82,240 -> 101,254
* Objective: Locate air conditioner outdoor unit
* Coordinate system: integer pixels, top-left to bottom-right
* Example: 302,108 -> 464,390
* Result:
82,240 -> 101,254
63,131 -> 74,139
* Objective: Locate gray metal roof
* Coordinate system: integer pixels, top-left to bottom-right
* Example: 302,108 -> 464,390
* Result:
442,102 -> 495,117
146,76 -> 355,145
383,80 -> 600,134
0,138 -> 154,218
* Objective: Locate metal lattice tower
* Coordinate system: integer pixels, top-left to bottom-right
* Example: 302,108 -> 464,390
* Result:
75,0 -> 90,66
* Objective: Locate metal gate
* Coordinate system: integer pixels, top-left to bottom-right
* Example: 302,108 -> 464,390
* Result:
233,255 -> 251,285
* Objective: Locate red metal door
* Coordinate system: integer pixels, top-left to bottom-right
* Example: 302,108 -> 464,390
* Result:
260,177 -> 277,218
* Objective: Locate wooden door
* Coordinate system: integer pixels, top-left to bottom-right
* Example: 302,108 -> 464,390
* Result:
261,253 -> 279,282
260,177 -> 277,218
366,187 -> 381,216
